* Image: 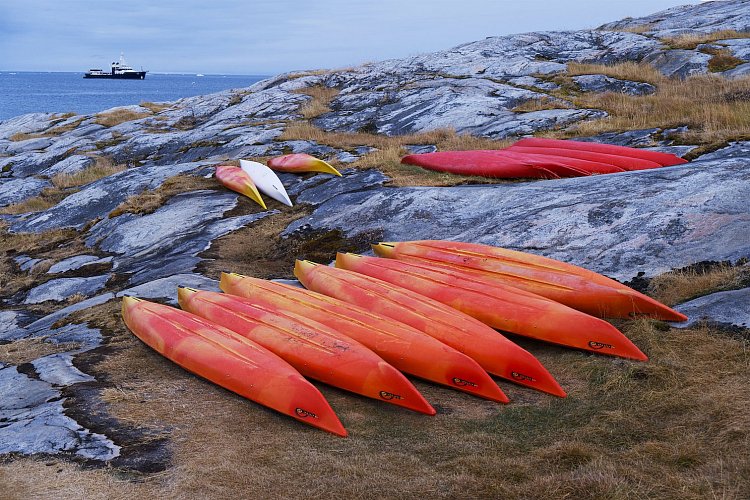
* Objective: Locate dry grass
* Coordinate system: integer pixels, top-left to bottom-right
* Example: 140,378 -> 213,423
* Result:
614,24 -> 655,35
50,157 -> 125,189
662,30 -> 750,50
9,117 -> 84,142
139,101 -> 171,113
0,338 -> 80,365
512,96 -> 573,113
704,49 -> 746,73
94,109 -> 151,128
555,67 -> 750,145
293,85 -> 340,119
0,195 -> 60,215
107,174 -> 218,218
567,61 -> 666,86
648,263 -> 749,306
2,311 -> 748,498
279,122 -> 513,186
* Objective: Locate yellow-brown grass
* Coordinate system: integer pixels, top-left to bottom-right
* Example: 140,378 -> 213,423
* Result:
94,109 -> 151,127
705,49 -> 746,73
614,24 -> 655,35
50,157 -> 125,189
0,338 -> 80,365
139,101 -> 171,113
9,117 -> 84,142
278,122 -> 513,186
555,67 -> 750,145
0,195 -> 60,215
293,85 -> 340,119
107,174 -> 218,218
567,61 -> 666,86
512,96 -> 573,113
662,30 -> 750,50
2,303 -> 748,499
648,264 -> 748,306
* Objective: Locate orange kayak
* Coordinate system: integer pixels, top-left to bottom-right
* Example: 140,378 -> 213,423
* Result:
214,164 -> 266,209
178,287 -> 435,415
121,296 -> 347,437
295,260 -> 568,398
373,240 -> 686,322
219,272 -> 509,402
335,253 -> 648,361
267,153 -> 342,176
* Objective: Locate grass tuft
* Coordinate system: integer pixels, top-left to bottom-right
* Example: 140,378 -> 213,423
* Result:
293,85 -> 340,119
107,174 -> 218,218
647,263 -> 749,306
50,157 -> 125,189
662,30 -> 750,50
95,109 -> 151,127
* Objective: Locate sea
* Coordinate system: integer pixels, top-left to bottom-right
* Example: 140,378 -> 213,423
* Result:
0,72 -> 268,121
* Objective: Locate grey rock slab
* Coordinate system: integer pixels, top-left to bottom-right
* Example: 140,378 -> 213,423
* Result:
4,137 -> 53,153
0,310 -> 30,338
599,0 -> 750,37
44,323 -> 103,349
673,288 -> 750,330
48,255 -> 112,274
39,155 -> 95,178
572,74 -> 656,95
85,190 -> 277,285
696,141 -> 750,161
10,161 -> 206,232
718,38 -> 750,60
295,169 -> 390,206
24,275 -> 110,304
645,145 -> 697,157
641,50 -> 712,78
0,113 -> 57,140
284,156 -> 750,282
6,293 -> 115,341
723,62 -> 750,79
0,177 -> 50,207
0,364 -> 119,460
13,255 -> 44,272
32,353 -> 95,386
577,128 -> 661,147
118,273 -> 221,305
405,145 -> 438,155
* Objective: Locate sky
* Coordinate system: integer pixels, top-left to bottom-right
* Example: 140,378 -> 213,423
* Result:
0,0 -> 699,75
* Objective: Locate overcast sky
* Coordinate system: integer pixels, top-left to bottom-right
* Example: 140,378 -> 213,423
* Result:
0,0 -> 698,74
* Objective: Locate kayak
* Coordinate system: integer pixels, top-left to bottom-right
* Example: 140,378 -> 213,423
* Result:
214,165 -> 266,209
121,296 -> 347,437
239,159 -> 293,207
373,240 -> 687,322
177,287 -> 435,415
400,150 -> 624,178
219,272 -> 513,401
267,153 -> 342,176
512,138 -> 688,167
504,146 -> 662,171
294,260 -> 568,398
335,253 -> 648,361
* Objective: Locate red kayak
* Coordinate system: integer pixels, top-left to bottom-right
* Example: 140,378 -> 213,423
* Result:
505,146 -> 662,171
512,138 -> 687,167
401,150 -> 621,179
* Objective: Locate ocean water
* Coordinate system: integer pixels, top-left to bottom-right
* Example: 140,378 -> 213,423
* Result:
0,72 -> 268,121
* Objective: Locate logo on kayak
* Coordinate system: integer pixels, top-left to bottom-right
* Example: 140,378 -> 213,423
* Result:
511,371 -> 535,382
295,408 -> 319,419
452,377 -> 478,387
379,391 -> 403,400
588,340 -> 614,350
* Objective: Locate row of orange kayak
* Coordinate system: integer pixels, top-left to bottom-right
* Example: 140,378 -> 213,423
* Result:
121,240 -> 686,437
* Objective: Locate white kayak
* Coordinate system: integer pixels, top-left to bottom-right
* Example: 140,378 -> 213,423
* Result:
239,159 -> 293,207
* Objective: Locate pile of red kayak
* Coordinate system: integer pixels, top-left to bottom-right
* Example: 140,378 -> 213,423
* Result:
401,137 -> 688,179
121,240 -> 687,437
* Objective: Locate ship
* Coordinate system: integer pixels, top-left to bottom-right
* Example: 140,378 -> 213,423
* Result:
84,53 -> 147,79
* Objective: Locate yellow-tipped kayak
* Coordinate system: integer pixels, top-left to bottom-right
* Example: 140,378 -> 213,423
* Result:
214,164 -> 266,209
267,153 -> 342,176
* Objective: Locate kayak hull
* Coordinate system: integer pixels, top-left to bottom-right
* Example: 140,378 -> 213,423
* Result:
239,159 -> 293,206
336,253 -> 648,361
219,272 -> 510,402
295,260 -> 568,398
121,296 -> 347,436
513,137 -> 688,166
374,240 -> 687,322
178,288 -> 435,415
215,165 -> 266,209
268,154 -> 342,176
